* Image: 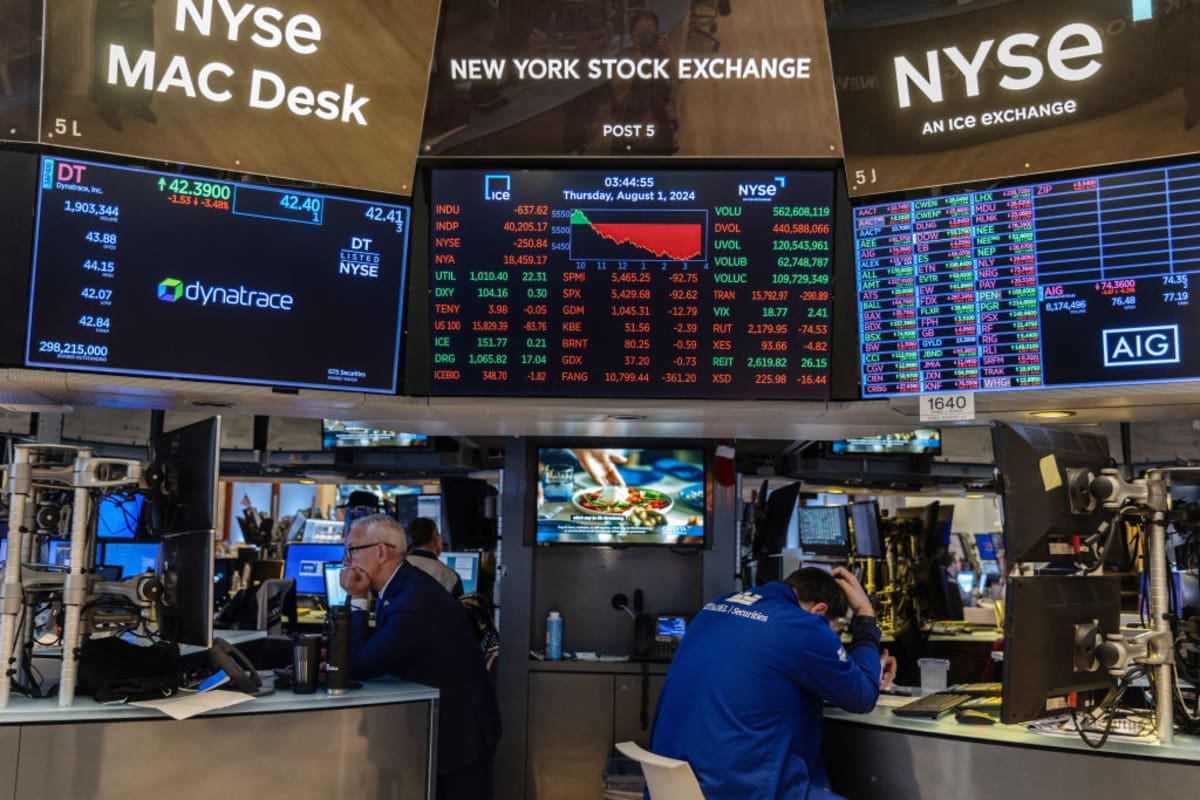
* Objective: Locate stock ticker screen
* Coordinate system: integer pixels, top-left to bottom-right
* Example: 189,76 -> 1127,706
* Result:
25,157 -> 410,393
856,158 -> 1200,396
429,170 -> 835,399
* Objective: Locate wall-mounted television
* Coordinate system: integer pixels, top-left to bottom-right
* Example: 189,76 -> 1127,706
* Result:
829,429 -> 940,455
322,420 -> 428,448
855,156 -> 1200,397
535,445 -> 707,546
427,169 -> 835,400
25,156 -> 410,393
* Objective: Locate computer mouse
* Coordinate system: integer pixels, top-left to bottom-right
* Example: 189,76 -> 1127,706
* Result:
955,709 -> 997,725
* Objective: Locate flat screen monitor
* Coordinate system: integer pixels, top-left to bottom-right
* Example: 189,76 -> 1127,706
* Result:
656,615 -> 689,643
830,430 -> 941,455
0,538 -> 6,568
324,563 -> 348,608
97,493 -> 144,539
1001,575 -> 1120,724
849,501 -> 883,558
25,156 -> 410,393
417,496 -> 442,530
991,421 -> 1112,563
44,539 -> 71,567
428,169 -> 835,400
796,506 -> 850,558
145,417 -> 220,536
97,540 -> 158,578
535,446 -> 706,546
854,157 -> 1200,397
975,532 -> 997,562
439,551 -> 480,595
284,543 -> 345,596
322,421 -> 428,448
956,571 -> 976,597
155,530 -> 214,648
894,502 -> 942,560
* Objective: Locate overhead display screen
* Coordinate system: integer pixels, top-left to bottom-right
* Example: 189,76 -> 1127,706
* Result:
856,157 -> 1200,396
429,170 -> 835,399
827,0 -> 1200,196
26,156 -> 409,393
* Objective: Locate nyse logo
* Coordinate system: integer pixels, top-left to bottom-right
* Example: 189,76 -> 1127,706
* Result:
737,176 -> 786,201
1103,325 -> 1180,367
339,237 -> 380,278
727,591 -> 763,606
894,22 -> 1104,109
484,174 -> 511,201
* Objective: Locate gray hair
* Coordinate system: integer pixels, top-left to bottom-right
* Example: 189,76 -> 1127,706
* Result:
348,513 -> 409,558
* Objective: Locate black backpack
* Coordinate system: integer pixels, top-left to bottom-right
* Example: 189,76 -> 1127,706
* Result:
77,636 -> 181,702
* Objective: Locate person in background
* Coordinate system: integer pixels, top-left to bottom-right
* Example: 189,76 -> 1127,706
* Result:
650,567 -> 894,800
407,517 -> 464,597
340,515 -> 500,800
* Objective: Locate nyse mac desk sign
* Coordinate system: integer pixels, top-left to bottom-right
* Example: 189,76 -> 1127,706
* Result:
827,0 -> 1200,195
25,157 -> 410,393
38,0 -> 438,194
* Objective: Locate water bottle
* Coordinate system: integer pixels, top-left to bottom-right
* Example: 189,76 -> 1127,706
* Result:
546,611 -> 563,660
326,606 -> 352,695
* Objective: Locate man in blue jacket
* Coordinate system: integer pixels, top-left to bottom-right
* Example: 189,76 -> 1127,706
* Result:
340,514 -> 501,800
649,566 -> 888,800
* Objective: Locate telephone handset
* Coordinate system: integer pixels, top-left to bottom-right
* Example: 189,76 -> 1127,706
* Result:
209,638 -> 275,697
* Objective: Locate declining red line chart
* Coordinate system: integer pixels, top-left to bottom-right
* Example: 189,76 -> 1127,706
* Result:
569,209 -> 708,262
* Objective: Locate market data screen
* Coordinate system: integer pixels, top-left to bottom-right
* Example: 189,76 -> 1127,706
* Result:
856,159 -> 1200,395
26,157 -> 410,393
429,170 -> 835,399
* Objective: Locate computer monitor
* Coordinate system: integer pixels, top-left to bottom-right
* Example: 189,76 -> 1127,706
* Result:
324,563 -> 348,608
44,539 -> 71,566
1001,575 -> 1120,724
796,506 -> 850,559
956,570 -> 976,597
145,417 -> 221,535
991,421 -> 1113,563
439,551 -> 480,595
849,501 -> 883,558
0,538 -> 6,567
417,495 -> 442,530
440,477 -> 497,550
936,505 -> 954,549
97,493 -> 144,539
155,530 -> 214,648
975,532 -> 997,561
249,559 -> 285,587
894,502 -> 942,560
283,543 -> 345,596
97,540 -> 158,578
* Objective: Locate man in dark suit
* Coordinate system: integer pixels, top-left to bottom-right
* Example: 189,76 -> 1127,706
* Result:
340,514 -> 501,800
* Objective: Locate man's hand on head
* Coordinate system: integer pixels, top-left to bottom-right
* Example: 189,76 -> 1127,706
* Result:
340,565 -> 372,600
830,566 -> 874,618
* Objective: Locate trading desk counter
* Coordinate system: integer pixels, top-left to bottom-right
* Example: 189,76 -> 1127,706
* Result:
824,700 -> 1200,799
0,678 -> 438,800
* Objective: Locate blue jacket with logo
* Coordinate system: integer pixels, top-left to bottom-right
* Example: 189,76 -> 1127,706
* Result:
649,581 -> 881,800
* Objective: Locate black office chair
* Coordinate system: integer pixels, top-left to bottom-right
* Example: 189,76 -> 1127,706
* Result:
689,0 -> 720,52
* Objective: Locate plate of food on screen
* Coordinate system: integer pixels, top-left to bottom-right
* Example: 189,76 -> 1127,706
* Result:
571,486 -> 674,518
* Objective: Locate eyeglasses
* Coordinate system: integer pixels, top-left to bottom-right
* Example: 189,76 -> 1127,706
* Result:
344,541 -> 397,557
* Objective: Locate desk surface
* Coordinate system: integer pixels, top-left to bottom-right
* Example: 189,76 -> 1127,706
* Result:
0,677 -> 437,726
825,696 -> 1200,763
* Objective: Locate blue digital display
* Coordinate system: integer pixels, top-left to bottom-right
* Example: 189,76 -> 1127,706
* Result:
440,551 -> 480,594
855,158 -> 1200,396
97,494 -> 143,539
284,543 -> 345,596
975,532 -> 997,562
99,541 -> 159,578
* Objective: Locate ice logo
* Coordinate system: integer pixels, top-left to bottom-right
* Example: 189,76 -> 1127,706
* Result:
157,278 -> 183,302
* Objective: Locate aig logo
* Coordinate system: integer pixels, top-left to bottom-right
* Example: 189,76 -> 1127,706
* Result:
1103,325 -> 1180,367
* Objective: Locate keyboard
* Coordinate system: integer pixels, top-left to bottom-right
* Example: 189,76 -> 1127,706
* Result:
892,692 -> 973,718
